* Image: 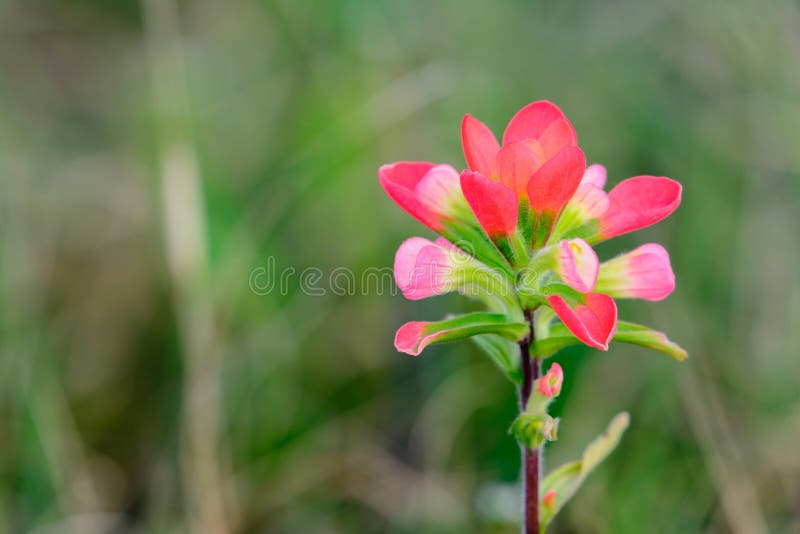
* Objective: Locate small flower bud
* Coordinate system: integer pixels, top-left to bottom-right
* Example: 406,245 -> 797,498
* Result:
542,489 -> 557,511
537,363 -> 564,398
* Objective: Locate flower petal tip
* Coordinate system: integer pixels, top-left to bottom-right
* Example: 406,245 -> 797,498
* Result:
548,293 -> 617,350
600,176 -> 683,239
394,321 -> 429,356
461,114 -> 500,178
393,237 -> 451,300
503,100 -> 576,148
557,238 -> 599,293
581,164 -> 607,188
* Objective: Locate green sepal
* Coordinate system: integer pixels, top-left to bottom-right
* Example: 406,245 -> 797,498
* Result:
549,215 -> 601,244
472,334 -> 522,384
511,413 -> 560,449
442,221 -> 514,279
540,412 -> 630,531
517,270 -> 586,310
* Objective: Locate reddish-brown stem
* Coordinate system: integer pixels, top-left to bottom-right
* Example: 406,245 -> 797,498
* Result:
519,309 -> 541,534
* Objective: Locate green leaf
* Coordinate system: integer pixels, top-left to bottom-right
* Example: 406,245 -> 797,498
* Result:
428,313 -> 528,344
397,312 -> 528,356
531,321 -> 580,357
531,335 -> 580,358
531,321 -> 687,362
472,334 -> 522,384
613,321 -> 688,361
540,413 -> 630,531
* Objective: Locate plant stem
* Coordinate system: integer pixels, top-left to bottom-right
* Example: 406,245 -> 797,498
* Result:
519,309 -> 541,534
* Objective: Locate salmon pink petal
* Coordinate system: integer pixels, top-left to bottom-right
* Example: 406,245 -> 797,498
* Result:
379,162 -> 443,230
548,293 -> 618,350
395,322 -> 431,356
537,118 -> 578,159
570,183 -> 609,220
495,141 -> 544,197
460,171 -> 518,238
393,237 -> 435,288
527,146 -> 586,215
414,164 -> 463,214
503,100 -> 573,145
600,176 -> 682,239
379,178 -> 440,230
596,243 -> 675,301
581,164 -> 607,188
555,239 -> 599,293
462,114 -> 500,178
393,237 -> 452,300
549,183 -> 610,241
379,161 -> 436,188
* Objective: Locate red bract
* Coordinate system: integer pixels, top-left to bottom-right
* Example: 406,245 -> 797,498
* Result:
379,99 -> 685,361
461,102 -> 583,245
460,170 -> 518,238
547,293 -> 618,351
378,162 -> 463,232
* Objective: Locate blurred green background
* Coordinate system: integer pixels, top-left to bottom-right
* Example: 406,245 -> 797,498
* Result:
2,0 -> 799,532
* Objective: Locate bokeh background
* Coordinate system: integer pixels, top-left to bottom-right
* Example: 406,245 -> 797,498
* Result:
2,0 -> 800,532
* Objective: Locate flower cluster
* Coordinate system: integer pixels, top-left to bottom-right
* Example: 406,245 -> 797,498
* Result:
380,100 -> 686,364
380,100 -> 687,532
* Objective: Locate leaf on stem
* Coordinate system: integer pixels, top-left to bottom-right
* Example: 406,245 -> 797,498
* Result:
539,412 -> 630,531
531,321 -> 687,361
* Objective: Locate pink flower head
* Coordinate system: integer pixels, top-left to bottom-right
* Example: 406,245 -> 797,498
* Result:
537,363 -> 564,398
393,237 -> 465,300
461,101 -> 578,205
378,162 -> 463,232
380,99 -> 684,357
596,243 -> 675,301
555,238 -> 599,293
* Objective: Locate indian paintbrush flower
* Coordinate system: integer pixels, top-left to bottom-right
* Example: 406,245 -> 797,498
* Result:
379,100 -> 686,533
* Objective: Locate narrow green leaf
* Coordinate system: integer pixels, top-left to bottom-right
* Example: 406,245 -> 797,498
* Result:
580,412 -> 630,473
613,321 -> 688,362
531,336 -> 580,358
397,312 -> 528,356
427,313 -> 528,344
540,412 -> 630,531
531,321 -> 687,362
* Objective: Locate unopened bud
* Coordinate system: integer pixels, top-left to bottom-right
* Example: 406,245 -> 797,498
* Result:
542,489 -> 557,511
537,363 -> 564,398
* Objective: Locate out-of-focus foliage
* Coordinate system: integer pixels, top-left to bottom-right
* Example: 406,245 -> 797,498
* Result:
1,0 -> 799,532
